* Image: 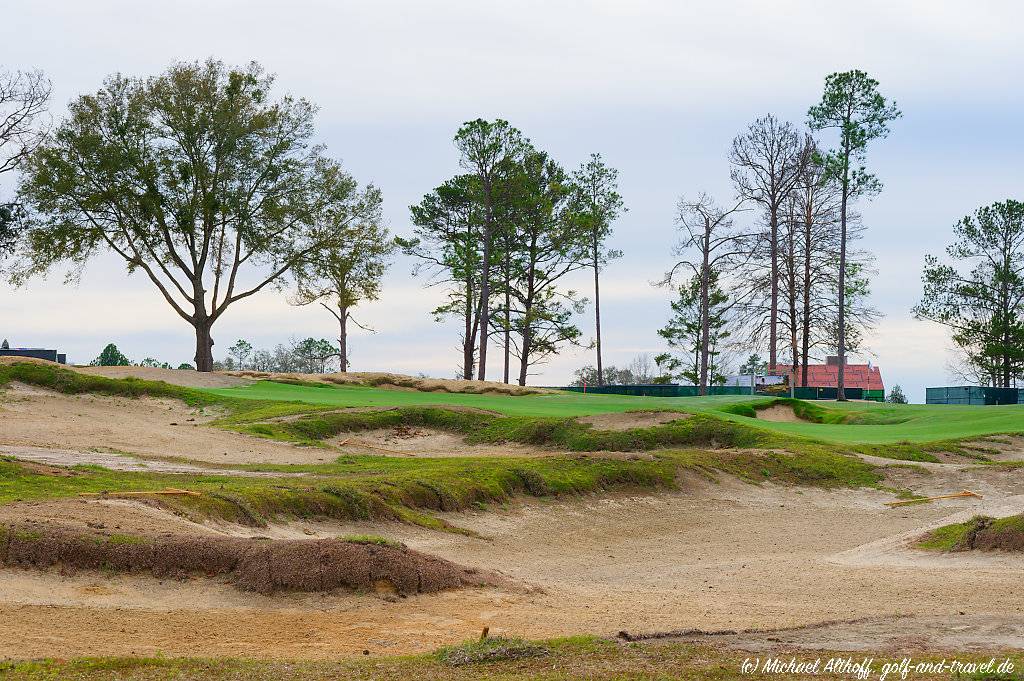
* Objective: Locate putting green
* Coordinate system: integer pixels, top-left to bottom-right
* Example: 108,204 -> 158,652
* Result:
202,381 -> 1024,445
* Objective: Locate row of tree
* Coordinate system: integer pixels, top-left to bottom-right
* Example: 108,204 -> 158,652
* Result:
400,121 -> 624,385
2,60 -> 1021,390
654,71 -> 898,398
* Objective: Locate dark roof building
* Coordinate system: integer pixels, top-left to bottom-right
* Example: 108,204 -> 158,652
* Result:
0,347 -> 66,364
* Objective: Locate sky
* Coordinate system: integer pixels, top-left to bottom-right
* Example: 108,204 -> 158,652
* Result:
2,1 -> 1022,402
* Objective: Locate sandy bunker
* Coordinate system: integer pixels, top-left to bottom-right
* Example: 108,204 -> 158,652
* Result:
754,403 -> 808,422
576,411 -> 690,431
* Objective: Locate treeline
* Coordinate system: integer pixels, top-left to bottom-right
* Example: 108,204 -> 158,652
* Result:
400,121 -> 623,386
2,59 -> 1022,390
88,338 -> 344,375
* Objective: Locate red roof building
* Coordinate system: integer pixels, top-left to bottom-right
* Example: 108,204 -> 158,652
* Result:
773,357 -> 884,392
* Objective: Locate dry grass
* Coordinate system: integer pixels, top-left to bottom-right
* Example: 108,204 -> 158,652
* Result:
0,522 -> 497,595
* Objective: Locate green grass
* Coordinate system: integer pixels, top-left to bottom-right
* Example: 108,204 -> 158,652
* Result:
2,639 -> 1020,680
918,513 -> 1024,551
0,361 -> 1000,524
205,380 -> 1024,445
0,436 -> 882,534
6,361 -> 1022,447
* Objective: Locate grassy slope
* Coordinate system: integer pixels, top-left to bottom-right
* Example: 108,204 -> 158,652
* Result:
918,513 -> 1024,551
0,362 -> 882,527
3,638 -> 1021,680
207,380 -> 1024,444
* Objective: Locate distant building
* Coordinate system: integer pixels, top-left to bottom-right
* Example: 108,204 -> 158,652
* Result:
768,356 -> 885,401
0,344 -> 66,364
722,374 -> 785,388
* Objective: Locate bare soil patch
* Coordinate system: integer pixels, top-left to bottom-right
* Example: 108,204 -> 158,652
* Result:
755,404 -> 807,422
228,370 -> 553,395
0,383 -> 335,465
332,427 -> 548,458
0,498 -> 220,537
2,445 -> 305,477
576,411 -> 689,431
331,426 -> 655,459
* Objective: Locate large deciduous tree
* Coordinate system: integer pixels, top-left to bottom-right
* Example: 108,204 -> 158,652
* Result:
292,185 -> 391,372
729,115 -> 807,372
914,200 -> 1024,387
0,67 -> 50,263
571,153 -> 625,386
15,59 -> 358,371
808,70 -> 900,399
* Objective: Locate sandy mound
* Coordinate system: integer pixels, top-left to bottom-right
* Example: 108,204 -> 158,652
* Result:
576,411 -> 689,432
75,365 -> 253,388
2,445 -> 305,477
333,427 -> 546,458
0,356 -> 58,367
755,404 -> 807,422
228,370 -> 553,395
0,382 -> 335,465
0,498 -> 219,537
921,514 -> 1024,553
0,521 -> 496,596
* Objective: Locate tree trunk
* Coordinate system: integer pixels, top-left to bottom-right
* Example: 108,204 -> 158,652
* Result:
593,237 -> 604,386
477,189 -> 493,382
836,156 -> 850,401
338,304 -> 348,373
463,275 -> 474,380
801,203 -> 812,388
518,314 -> 532,387
503,251 -> 510,384
769,209 -> 779,373
788,213 -> 798,396
193,320 -> 214,372
698,218 -> 711,396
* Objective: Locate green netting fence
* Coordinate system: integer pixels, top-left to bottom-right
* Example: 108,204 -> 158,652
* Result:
925,386 -> 1021,405
553,385 -> 884,401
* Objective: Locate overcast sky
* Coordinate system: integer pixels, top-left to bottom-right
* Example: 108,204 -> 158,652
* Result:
2,1 -> 1022,401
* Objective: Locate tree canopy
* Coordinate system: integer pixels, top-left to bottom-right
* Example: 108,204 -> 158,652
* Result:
293,185 -> 393,372
15,59 -> 367,371
914,200 -> 1024,387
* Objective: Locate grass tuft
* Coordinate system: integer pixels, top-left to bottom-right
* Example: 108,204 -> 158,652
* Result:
436,637 -> 550,667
